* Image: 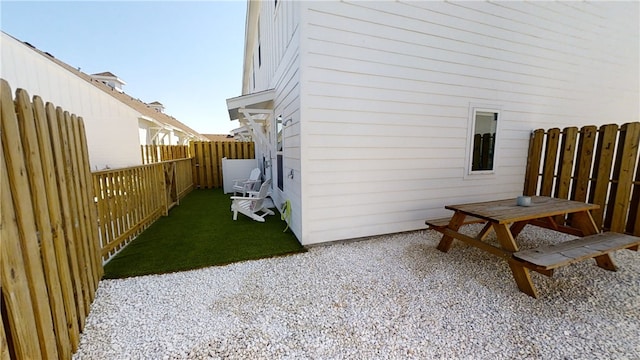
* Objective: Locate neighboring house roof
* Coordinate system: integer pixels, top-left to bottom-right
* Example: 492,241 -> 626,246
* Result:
12,33 -> 207,141
202,134 -> 237,142
92,71 -> 118,77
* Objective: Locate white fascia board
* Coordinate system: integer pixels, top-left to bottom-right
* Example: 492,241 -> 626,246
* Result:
226,88 -> 276,120
139,115 -> 166,128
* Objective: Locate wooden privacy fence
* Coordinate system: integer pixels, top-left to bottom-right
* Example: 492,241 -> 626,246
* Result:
1,80 -> 102,359
524,122 -> 640,235
92,158 -> 193,263
190,140 -> 255,189
472,132 -> 495,171
141,144 -> 190,164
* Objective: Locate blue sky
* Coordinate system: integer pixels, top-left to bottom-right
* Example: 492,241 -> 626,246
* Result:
1,1 -> 247,134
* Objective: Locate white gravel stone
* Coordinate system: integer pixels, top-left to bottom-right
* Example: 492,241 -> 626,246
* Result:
73,226 -> 640,359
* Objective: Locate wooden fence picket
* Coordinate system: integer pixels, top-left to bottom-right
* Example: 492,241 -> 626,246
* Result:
571,126 -> 597,202
523,129 -> 544,196
589,124 -> 618,229
605,122 -> 640,232
540,128 -> 560,197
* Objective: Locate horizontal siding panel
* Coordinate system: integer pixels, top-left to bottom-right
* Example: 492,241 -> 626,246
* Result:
306,147 -> 462,161
308,82 -> 481,110
307,108 -> 468,128
305,122 -> 467,139
305,68 -> 613,115
305,53 -> 583,101
308,159 -> 463,174
306,92 -> 470,117
308,168 -> 463,185
306,26 -> 586,90
305,134 -> 465,149
308,3 -> 609,73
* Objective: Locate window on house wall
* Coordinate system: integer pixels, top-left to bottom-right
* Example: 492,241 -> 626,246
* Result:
258,19 -> 262,68
468,108 -> 499,174
252,62 -> 255,90
276,116 -> 284,191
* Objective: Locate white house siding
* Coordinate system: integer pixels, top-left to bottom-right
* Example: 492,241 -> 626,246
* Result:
247,1 -> 304,239
299,1 -> 639,245
1,33 -> 142,170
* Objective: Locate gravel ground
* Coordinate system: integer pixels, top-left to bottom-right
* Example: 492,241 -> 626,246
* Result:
73,226 -> 640,359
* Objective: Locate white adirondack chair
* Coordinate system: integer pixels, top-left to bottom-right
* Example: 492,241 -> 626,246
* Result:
231,179 -> 275,222
232,167 -> 261,196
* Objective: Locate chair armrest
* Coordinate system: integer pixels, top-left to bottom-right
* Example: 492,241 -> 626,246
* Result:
230,196 -> 260,201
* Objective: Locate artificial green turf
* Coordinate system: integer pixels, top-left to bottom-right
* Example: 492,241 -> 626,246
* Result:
103,189 -> 305,279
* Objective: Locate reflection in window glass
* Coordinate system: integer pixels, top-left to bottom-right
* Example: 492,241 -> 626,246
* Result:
471,111 -> 497,171
276,116 -> 283,190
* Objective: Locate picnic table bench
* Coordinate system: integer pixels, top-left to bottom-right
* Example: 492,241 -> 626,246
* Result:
514,232 -> 639,274
425,196 -> 640,298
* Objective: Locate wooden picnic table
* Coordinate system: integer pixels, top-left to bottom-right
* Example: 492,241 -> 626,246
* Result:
426,196 -> 640,298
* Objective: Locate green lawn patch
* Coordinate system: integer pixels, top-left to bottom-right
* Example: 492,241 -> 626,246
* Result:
103,189 -> 305,279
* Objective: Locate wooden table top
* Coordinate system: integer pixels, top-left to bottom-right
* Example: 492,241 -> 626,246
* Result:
445,196 -> 599,224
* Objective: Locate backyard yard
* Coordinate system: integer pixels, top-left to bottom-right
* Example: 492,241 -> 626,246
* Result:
103,189 -> 305,278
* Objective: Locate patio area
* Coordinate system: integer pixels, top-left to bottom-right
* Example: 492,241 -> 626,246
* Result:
74,224 -> 639,359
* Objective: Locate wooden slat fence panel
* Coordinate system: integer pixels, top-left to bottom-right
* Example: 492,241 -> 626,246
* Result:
1,80 -> 100,359
92,157 -> 194,263
2,80 -> 197,358
15,88 -> 71,358
524,122 -> 640,235
190,141 -> 255,189
141,144 -> 190,164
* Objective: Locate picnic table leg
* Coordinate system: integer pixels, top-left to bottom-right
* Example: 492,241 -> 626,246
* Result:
507,259 -> 538,298
493,224 -> 539,298
570,211 -> 599,236
510,221 -> 529,238
572,211 -> 618,270
436,211 -> 468,253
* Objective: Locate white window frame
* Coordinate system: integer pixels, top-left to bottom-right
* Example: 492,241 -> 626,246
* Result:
464,104 -> 502,179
